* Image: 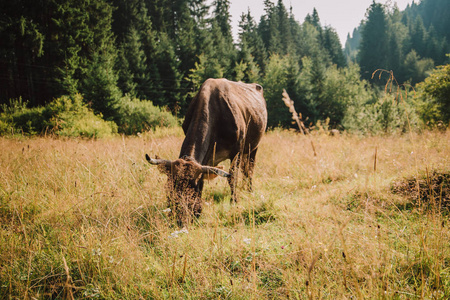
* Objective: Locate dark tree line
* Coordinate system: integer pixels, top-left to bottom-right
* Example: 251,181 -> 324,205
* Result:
0,0 -> 344,114
1,0 -> 448,130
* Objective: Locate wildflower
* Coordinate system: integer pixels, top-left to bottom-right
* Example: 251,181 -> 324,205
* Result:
169,227 -> 189,238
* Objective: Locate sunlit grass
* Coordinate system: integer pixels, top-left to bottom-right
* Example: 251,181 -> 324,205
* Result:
1,129 -> 449,298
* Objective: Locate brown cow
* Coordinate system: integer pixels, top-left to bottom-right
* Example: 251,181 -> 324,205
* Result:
146,78 -> 267,225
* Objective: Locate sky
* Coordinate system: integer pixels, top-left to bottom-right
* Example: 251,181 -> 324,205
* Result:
225,0 -> 414,45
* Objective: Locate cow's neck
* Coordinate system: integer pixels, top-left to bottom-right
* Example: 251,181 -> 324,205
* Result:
179,120 -> 213,165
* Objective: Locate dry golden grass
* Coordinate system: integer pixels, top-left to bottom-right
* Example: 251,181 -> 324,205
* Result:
1,128 -> 449,299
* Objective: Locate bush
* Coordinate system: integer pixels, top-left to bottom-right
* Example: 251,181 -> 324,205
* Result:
0,98 -> 48,135
0,95 -> 117,138
115,96 -> 178,135
414,62 -> 450,128
342,92 -> 420,135
47,94 -> 118,138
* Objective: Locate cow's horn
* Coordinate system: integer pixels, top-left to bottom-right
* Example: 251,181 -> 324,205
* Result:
145,154 -> 172,166
202,166 -> 231,178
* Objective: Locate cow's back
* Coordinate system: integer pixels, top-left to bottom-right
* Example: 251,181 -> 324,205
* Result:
181,78 -> 267,165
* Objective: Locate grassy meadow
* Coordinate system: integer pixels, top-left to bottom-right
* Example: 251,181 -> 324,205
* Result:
1,128 -> 449,299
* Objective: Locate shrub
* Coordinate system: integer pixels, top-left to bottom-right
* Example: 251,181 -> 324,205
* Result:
414,62 -> 450,128
342,93 -> 420,135
0,95 -> 117,138
115,96 -> 178,135
0,98 -> 48,135
47,94 -> 118,138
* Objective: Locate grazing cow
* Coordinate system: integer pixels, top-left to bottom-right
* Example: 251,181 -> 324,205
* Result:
146,78 -> 267,225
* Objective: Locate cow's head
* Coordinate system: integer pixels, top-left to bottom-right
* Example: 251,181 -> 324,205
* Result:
146,154 -> 230,225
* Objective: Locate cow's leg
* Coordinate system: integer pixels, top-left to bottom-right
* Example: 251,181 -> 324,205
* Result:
241,148 -> 258,192
228,153 -> 240,202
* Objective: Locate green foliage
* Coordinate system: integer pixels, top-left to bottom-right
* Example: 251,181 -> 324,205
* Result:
46,95 -> 118,138
358,2 -> 389,80
343,92 -> 419,135
0,95 -> 117,138
322,26 -> 347,68
314,63 -> 363,125
347,0 -> 449,83
81,49 -> 123,121
415,62 -> 450,127
152,32 -> 184,113
0,94 -> 179,137
115,96 -> 178,135
1,0 -> 448,135
186,54 -> 224,96
0,98 -> 47,135
344,26 -> 362,62
262,54 -> 291,128
288,59 -> 370,129
403,50 -> 435,85
238,9 -> 267,73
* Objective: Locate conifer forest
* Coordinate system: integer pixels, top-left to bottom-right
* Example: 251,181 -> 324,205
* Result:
0,0 -> 449,133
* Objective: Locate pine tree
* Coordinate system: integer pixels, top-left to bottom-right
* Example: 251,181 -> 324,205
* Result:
262,54 -> 291,127
0,0 -> 120,106
236,10 -> 262,82
119,27 -> 151,99
0,1 -> 60,105
387,32 -> 403,80
238,9 -> 267,72
358,1 -> 389,81
235,41 -> 261,83
276,0 -> 293,55
258,0 -> 281,54
344,24 -> 362,63
186,54 -> 224,95
82,47 -> 122,121
322,26 -> 346,68
213,0 -> 233,40
410,16 -> 427,57
296,22 -> 327,63
209,0 -> 237,77
154,32 -> 184,113
305,8 -> 321,32
176,7 -> 199,75
116,47 -> 137,97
